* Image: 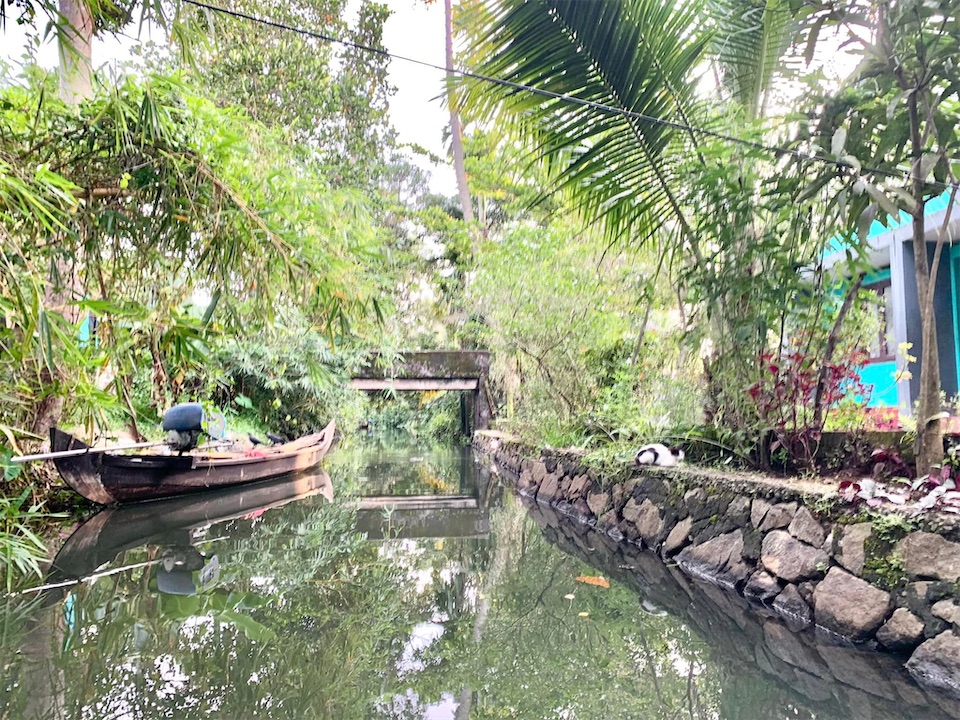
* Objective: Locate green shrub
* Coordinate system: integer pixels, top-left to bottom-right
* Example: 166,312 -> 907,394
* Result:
214,328 -> 366,437
365,391 -> 468,442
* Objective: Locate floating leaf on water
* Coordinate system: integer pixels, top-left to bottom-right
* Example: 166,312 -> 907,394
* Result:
575,575 -> 610,589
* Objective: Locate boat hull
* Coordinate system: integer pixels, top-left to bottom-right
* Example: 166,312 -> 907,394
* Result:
50,421 -> 336,504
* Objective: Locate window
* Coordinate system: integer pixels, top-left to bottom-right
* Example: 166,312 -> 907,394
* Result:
865,278 -> 894,362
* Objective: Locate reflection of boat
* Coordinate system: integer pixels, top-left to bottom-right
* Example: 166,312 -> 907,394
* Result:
45,469 -> 333,589
49,421 -> 336,504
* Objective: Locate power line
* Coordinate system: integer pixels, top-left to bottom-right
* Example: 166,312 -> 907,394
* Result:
182,0 -> 956,196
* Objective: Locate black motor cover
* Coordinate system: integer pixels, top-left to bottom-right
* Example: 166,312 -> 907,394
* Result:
162,403 -> 205,432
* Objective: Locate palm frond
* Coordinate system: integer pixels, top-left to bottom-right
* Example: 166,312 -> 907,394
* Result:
459,0 -> 711,243
708,0 -> 800,118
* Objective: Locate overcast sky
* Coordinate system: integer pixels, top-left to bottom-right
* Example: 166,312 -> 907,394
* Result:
2,2 -> 861,200
379,0 -> 456,193
1,1 -> 457,193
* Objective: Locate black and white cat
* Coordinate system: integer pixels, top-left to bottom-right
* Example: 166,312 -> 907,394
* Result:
635,443 -> 684,467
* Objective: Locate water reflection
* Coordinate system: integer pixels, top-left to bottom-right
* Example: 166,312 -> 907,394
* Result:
335,436 -> 495,542
332,434 -> 481,498
2,441 -> 958,719
44,470 -> 334,601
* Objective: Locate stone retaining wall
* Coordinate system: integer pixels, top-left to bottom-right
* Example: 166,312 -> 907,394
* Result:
517,490 -> 959,719
475,431 -> 960,703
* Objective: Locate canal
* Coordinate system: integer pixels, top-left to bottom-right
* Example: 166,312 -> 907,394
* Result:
1,437 -> 952,719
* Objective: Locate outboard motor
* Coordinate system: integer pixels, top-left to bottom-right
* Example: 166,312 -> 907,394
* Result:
162,402 -> 205,452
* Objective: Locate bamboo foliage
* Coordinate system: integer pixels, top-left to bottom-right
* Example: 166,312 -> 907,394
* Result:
0,67 -> 383,439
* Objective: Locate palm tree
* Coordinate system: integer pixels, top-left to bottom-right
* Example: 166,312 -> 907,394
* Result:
709,0 -> 798,120
459,0 -> 857,467
459,0 -> 710,248
445,0 -> 475,224
458,0 -> 809,245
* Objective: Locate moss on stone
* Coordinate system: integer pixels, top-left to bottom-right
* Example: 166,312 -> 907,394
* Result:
852,515 -> 922,592
869,513 -> 917,543
863,525 -> 910,592
863,552 -> 908,592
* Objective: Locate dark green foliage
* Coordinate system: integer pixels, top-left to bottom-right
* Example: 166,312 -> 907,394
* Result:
0,64 -> 383,448
366,391 -> 468,443
213,319 -> 367,437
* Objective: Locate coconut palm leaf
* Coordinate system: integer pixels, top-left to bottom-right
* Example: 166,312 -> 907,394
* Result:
459,0 -> 711,244
708,0 -> 798,118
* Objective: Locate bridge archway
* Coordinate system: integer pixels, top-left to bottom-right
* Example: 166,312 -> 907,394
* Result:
348,351 -> 492,433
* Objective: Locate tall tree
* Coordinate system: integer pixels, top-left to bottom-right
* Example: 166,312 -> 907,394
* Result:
57,0 -> 93,103
6,0 -> 199,435
5,0 -> 193,104
808,0 -> 960,474
180,0 -> 394,189
444,0 -> 474,223
0,69 -> 382,439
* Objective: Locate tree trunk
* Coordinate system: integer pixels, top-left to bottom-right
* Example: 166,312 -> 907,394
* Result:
907,91 -> 943,476
33,1 -> 95,441
913,218 -> 944,476
58,0 -> 94,104
812,273 -> 864,431
22,606 -> 66,719
444,0 -> 474,224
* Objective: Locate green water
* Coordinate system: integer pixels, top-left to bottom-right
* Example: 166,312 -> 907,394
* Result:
0,437 -> 954,719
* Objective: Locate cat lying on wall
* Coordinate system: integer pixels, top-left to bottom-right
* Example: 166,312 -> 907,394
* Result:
635,444 -> 684,467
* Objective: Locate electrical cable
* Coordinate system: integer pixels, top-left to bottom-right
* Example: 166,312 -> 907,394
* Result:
182,0 -> 958,195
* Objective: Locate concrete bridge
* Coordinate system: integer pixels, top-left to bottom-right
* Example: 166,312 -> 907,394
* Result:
355,495 -> 489,540
348,351 -> 492,432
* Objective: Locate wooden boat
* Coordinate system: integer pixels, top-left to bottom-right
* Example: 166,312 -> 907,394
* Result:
49,421 -> 336,505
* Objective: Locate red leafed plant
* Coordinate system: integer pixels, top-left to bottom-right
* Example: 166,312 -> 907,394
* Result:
746,346 -> 871,471
864,406 -> 902,431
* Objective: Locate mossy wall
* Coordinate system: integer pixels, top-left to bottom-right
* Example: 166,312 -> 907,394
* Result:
475,430 -> 960,703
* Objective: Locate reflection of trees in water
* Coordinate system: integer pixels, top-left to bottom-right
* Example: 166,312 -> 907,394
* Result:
327,437 -> 476,497
507,494 -> 945,720
1,491 -> 493,719
1,479 -> 849,720
391,494 -> 725,720
1,594 -> 58,720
